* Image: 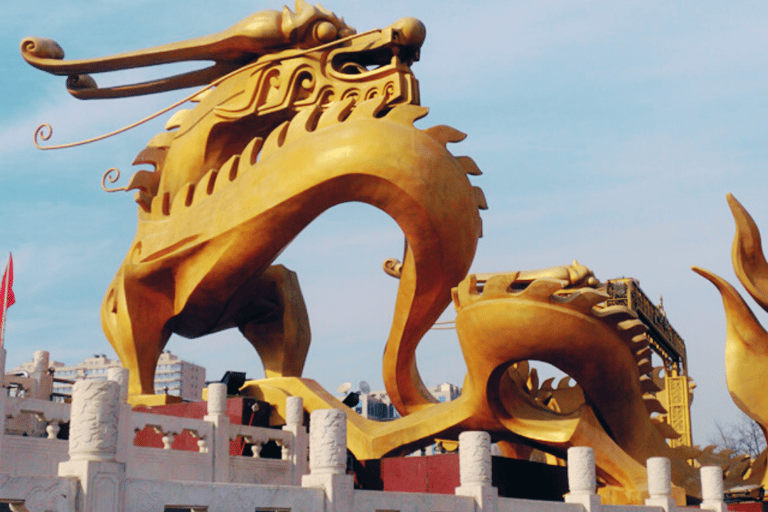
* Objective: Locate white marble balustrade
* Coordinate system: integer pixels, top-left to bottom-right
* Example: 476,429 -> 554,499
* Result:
0,351 -> 732,512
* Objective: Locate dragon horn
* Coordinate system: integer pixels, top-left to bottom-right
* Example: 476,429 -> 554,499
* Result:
728,193 -> 768,313
21,27 -> 246,100
20,6 -> 350,99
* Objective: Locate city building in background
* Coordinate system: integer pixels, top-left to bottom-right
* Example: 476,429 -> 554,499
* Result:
10,350 -> 206,401
348,382 -> 462,421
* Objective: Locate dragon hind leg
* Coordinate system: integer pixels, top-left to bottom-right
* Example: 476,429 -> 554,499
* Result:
236,265 -> 311,379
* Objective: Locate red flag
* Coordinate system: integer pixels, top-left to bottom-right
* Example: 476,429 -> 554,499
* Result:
0,254 -> 13,310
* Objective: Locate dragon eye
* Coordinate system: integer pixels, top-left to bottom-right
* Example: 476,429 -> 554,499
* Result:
313,21 -> 338,44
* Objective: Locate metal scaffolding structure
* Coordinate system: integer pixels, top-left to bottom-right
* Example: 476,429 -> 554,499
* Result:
603,278 -> 693,448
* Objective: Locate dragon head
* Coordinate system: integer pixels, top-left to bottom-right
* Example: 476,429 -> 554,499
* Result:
22,3 -> 427,211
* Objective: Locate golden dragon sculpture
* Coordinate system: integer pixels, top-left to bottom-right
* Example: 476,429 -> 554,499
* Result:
21,2 -> 484,407
243,263 -> 704,504
25,4 -> 756,505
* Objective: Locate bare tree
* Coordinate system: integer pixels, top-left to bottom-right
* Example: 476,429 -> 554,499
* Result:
708,415 -> 766,459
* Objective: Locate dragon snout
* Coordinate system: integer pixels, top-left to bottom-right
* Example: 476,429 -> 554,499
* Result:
20,37 -> 64,61
20,2 -> 358,99
390,18 -> 426,50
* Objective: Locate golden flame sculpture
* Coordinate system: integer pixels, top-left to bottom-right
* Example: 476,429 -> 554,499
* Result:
694,194 -> 768,490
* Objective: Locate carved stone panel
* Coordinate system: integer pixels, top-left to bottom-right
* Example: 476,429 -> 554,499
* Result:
69,380 -> 120,461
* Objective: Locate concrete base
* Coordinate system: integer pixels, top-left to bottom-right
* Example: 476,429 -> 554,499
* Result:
456,485 -> 498,512
645,496 -> 676,512
700,501 -> 728,512
565,492 -> 602,512
302,473 -> 354,512
59,459 -> 126,512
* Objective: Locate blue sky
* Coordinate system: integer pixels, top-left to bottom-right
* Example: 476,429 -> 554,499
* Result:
3,1 -> 768,447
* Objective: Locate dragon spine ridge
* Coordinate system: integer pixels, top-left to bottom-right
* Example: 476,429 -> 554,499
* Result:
133,98 -> 485,219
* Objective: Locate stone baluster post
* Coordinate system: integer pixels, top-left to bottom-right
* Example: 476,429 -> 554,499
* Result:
302,409 -> 353,512
565,447 -> 601,512
30,350 -> 54,437
31,350 -> 51,399
204,383 -> 230,483
283,396 -> 308,483
307,409 -> 346,475
700,466 -> 727,512
58,379 -> 125,512
455,431 -> 498,512
107,367 -> 130,466
645,457 -> 676,512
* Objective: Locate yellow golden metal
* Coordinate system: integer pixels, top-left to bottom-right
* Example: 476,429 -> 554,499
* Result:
241,264 -> 695,504
21,1 -> 357,99
659,374 -> 694,449
694,193 -> 768,490
603,278 -> 694,448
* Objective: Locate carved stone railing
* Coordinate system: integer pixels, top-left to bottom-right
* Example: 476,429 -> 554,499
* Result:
0,360 -> 307,494
129,411 -> 213,453
229,423 -> 293,459
0,387 -> 732,512
5,395 -> 70,439
0,350 -> 731,512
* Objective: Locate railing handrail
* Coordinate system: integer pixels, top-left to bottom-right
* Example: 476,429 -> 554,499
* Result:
229,423 -> 292,443
128,410 -> 214,436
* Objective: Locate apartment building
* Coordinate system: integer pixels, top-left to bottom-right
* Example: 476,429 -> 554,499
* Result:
349,382 -> 462,421
11,350 -> 206,401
